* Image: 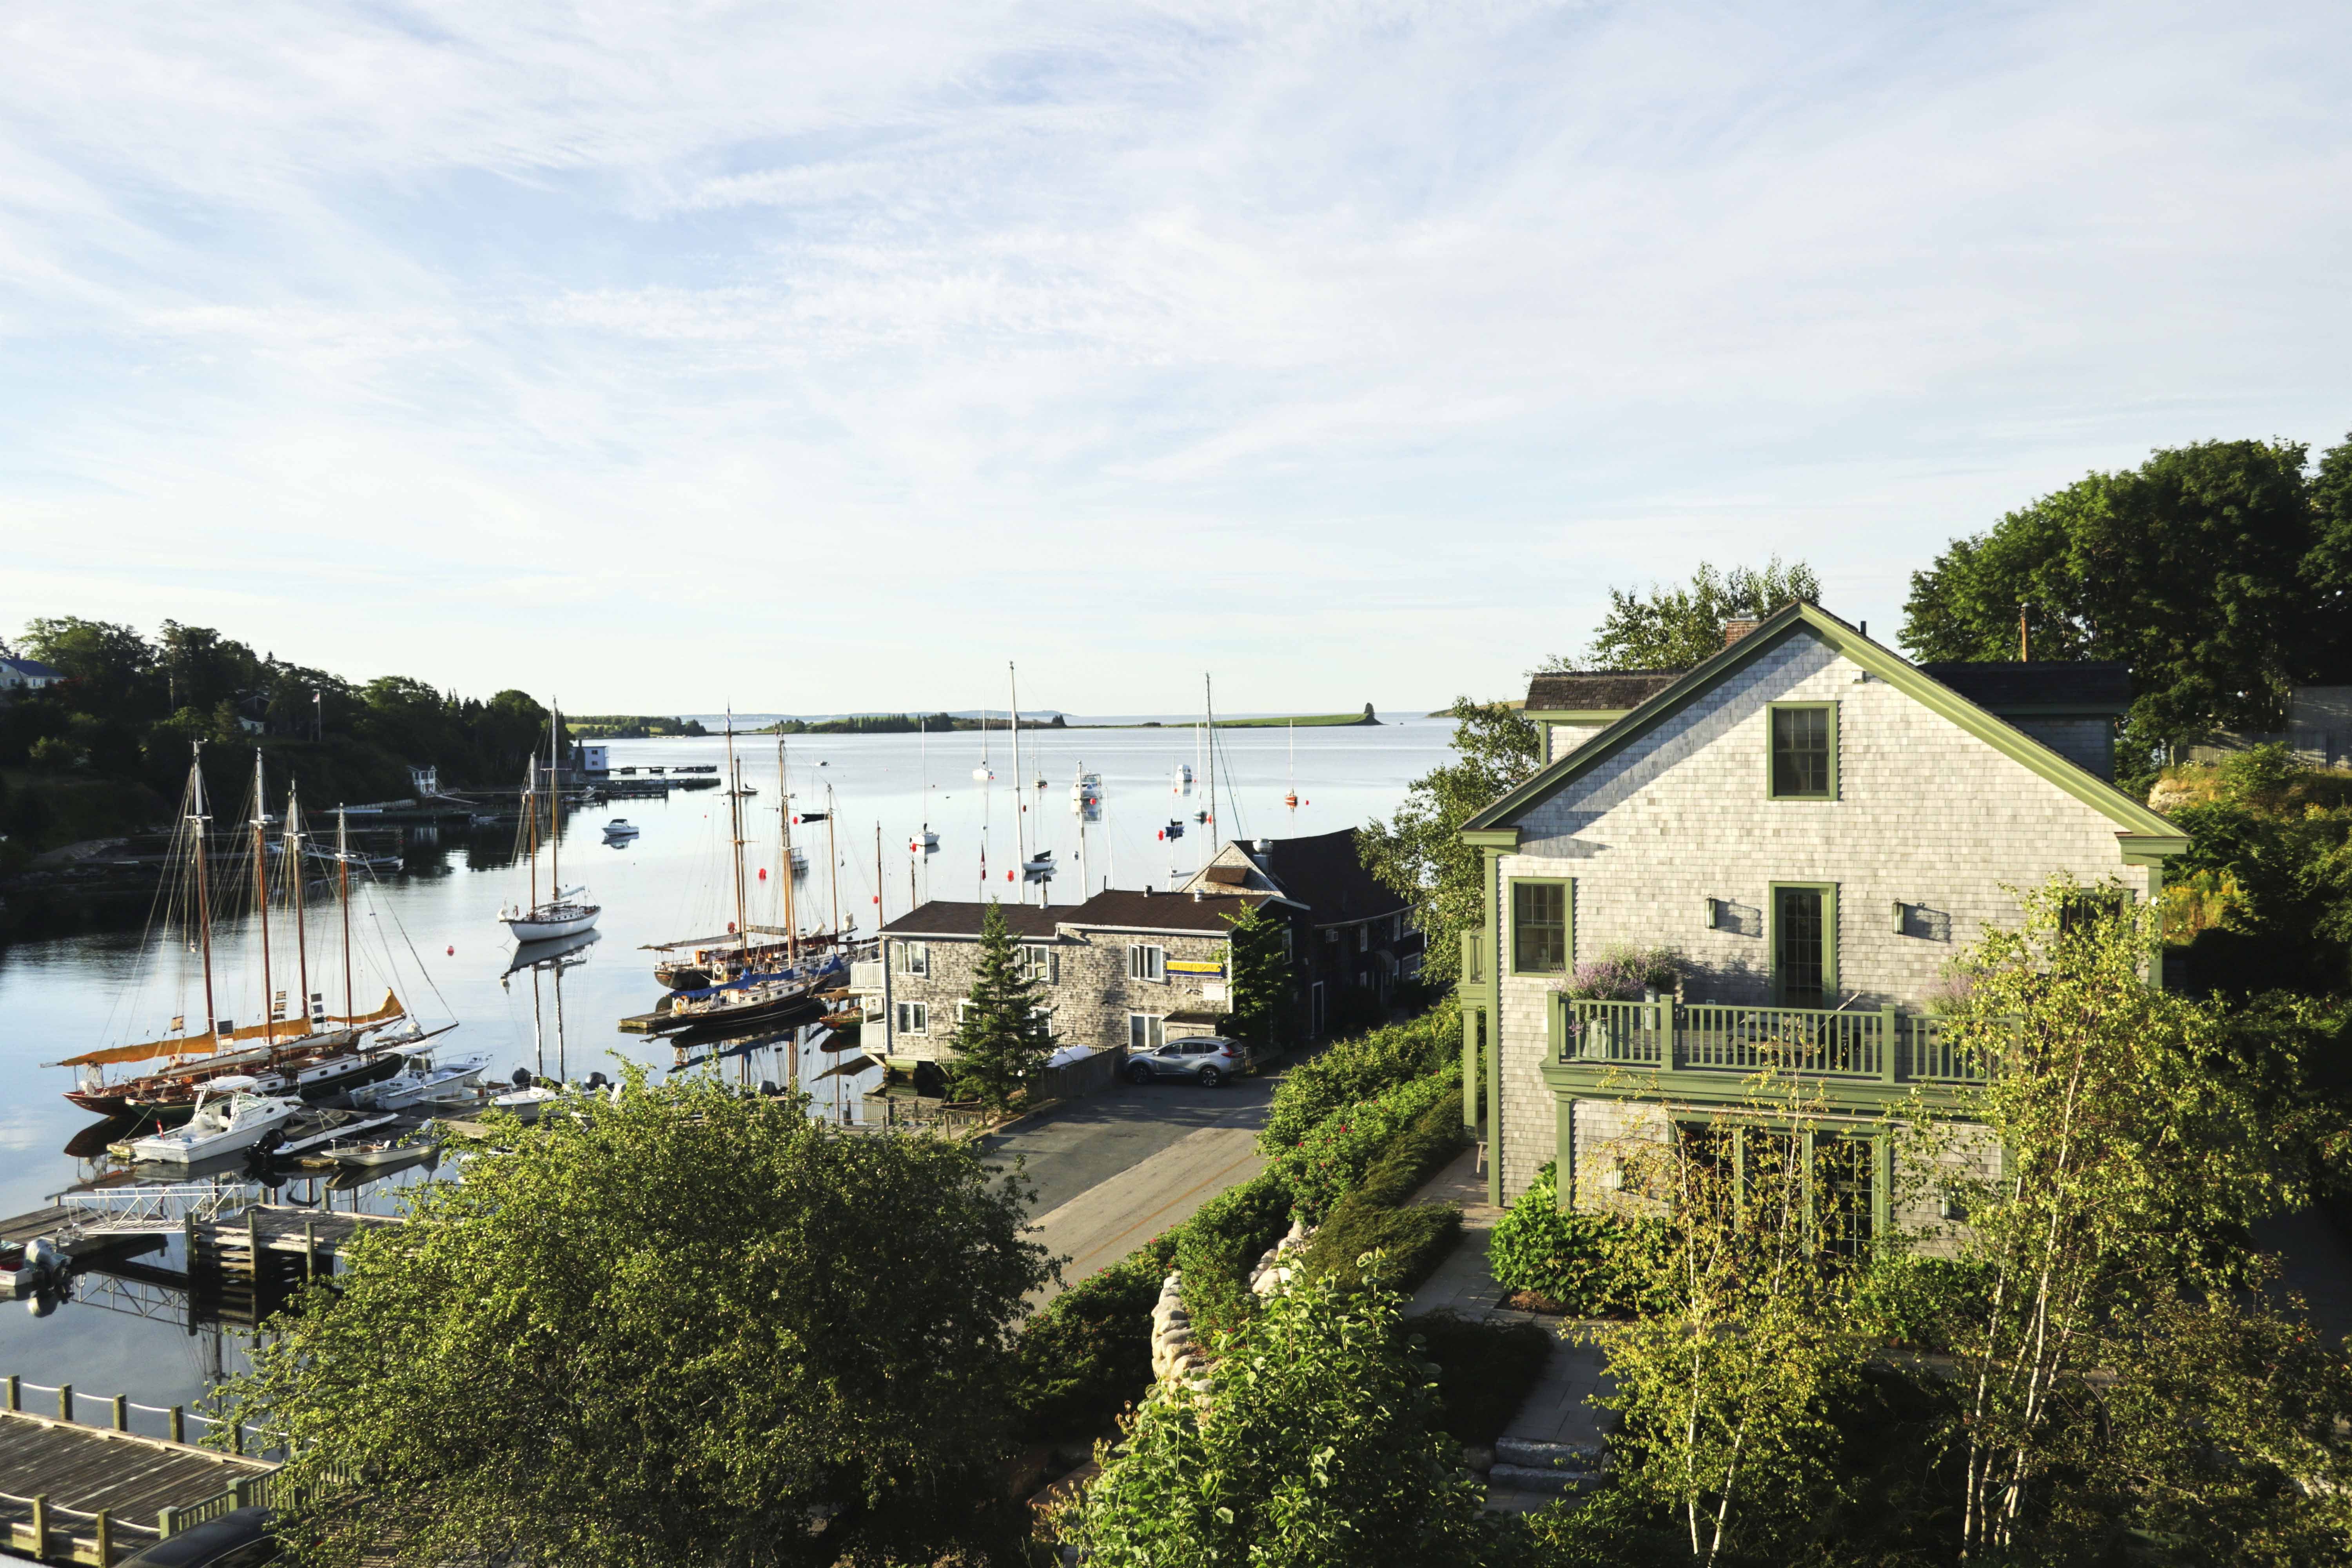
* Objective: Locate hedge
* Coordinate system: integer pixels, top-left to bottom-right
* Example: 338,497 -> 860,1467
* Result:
1299,1085 -> 1469,1294
1486,1161 -> 1672,1316
1169,1172 -> 1295,1339
1407,1310 -> 1556,1447
1259,997 -> 1458,1151
1008,1249 -> 1170,1441
1271,1065 -> 1461,1223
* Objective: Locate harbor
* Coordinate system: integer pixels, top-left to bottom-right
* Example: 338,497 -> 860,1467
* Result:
0,717 -> 1454,1412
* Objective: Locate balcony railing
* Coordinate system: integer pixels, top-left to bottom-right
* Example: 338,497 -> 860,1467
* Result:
1559,998 -> 1980,1084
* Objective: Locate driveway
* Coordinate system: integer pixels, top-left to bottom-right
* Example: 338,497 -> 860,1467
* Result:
975,1072 -> 1278,1305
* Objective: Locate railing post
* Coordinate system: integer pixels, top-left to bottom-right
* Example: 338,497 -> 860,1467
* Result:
58,1384 -> 71,1423
29,1494 -> 45,1559
94,1509 -> 110,1564
112,1394 -> 128,1432
6,1374 -> 17,1411
158,1505 -> 179,1540
231,1419 -> 243,1457
1880,1006 -> 1898,1083
169,1406 -> 184,1445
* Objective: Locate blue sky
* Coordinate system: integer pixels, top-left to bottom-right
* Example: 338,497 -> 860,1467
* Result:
3,1 -> 2347,714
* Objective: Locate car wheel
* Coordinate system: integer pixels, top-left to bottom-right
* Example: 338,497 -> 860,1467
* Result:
1197,1067 -> 1223,1088
1127,1062 -> 1154,1085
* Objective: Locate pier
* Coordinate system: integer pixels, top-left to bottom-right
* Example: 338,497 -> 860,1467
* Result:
0,1376 -> 278,1564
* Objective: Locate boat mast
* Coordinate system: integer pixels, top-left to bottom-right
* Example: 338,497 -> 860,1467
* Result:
524,760 -> 539,912
336,806 -> 353,1018
1205,673 -> 1220,855
725,711 -> 748,950
1009,662 -> 1025,904
826,783 -> 840,936
189,743 -> 216,1045
548,702 -> 563,904
252,751 -> 276,1055
285,782 -> 309,1033
875,821 -> 884,926
777,736 -> 799,965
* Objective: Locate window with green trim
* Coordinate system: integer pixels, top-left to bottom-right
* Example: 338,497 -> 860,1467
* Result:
1768,703 -> 1836,799
1512,880 -> 1569,974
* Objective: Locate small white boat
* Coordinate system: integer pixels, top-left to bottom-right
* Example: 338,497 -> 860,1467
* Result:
491,1082 -> 562,1123
120,1078 -> 298,1163
502,889 -> 601,942
603,819 -> 639,841
352,1045 -> 491,1111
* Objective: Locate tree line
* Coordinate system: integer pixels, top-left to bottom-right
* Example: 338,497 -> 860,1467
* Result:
1,617 -> 564,859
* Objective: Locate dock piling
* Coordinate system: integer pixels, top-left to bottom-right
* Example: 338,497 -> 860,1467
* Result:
94,1508 -> 110,1563
29,1493 -> 45,1559
169,1406 -> 183,1445
112,1395 -> 127,1432
6,1375 -> 17,1412
58,1384 -> 71,1423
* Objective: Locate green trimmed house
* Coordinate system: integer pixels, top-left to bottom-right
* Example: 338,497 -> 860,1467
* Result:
1457,601 -> 2181,1226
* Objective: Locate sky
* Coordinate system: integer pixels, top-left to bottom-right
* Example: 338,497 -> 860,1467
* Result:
2,1 -> 2348,716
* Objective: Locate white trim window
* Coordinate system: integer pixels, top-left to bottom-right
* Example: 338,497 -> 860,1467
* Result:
1019,943 -> 1058,984
895,1001 -> 929,1034
1127,944 -> 1166,983
897,942 -> 930,978
1129,1013 -> 1165,1052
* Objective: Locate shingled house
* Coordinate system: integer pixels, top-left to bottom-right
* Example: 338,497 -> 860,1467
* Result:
866,889 -> 1272,1063
1458,602 -> 2181,1224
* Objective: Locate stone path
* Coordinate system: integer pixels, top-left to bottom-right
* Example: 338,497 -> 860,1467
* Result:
1405,1146 -> 1613,1513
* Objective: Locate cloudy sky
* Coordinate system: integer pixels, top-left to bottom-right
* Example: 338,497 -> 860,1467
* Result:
3,1 -> 2346,715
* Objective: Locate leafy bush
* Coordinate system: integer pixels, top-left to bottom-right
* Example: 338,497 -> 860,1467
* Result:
1407,1310 -> 1555,1447
1261,998 -> 1458,1151
1009,1252 -> 1165,1441
1169,1172 -> 1294,1339
1488,1162 -> 1671,1316
1852,1254 -> 1995,1354
1301,1085 -> 1472,1294
1272,1065 -> 1461,1222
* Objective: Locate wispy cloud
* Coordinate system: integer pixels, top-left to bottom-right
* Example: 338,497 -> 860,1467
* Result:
2,1 -> 2347,710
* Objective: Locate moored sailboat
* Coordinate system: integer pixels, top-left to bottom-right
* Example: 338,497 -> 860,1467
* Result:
501,704 -> 601,942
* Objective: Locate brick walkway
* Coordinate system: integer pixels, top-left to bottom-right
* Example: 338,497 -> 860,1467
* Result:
1406,1147 -> 1613,1512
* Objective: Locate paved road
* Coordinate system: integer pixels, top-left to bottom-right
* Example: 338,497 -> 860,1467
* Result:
973,1073 -> 1278,1305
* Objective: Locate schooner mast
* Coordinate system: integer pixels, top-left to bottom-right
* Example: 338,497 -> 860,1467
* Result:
189,743 -> 217,1045
250,750 -> 278,1058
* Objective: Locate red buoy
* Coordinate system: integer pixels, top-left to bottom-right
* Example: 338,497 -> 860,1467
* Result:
445,945 -> 454,956
758,867 -> 768,880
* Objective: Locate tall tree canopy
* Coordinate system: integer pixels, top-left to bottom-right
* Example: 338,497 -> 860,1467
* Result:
1542,558 -> 1822,673
1901,436 -> 2352,765
949,898 -> 1056,1108
221,1072 -> 1050,1568
1361,699 -> 1540,987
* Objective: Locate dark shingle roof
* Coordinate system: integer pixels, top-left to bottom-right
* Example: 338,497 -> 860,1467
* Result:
880,890 -> 1265,940
1917,662 -> 2132,714
1524,670 -> 1685,711
1253,828 -> 1406,926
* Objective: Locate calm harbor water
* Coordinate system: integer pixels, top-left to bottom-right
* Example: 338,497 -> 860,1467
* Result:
0,715 -> 1458,1409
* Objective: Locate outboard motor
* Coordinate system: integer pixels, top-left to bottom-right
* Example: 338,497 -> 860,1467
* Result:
585,1072 -> 609,1091
512,1066 -> 533,1089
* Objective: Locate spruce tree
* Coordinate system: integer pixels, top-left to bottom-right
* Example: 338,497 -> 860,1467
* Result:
951,900 -> 1055,1109
1222,901 -> 1291,1053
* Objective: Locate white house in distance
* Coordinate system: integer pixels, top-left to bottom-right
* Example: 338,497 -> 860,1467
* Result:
1456,601 -> 2185,1232
0,655 -> 64,699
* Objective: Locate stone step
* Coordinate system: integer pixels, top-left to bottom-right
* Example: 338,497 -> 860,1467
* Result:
1488,1463 -> 1597,1494
1495,1437 -> 1604,1473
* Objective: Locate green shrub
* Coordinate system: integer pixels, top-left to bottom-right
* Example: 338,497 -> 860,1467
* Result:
1272,1065 -> 1461,1222
1300,1086 -> 1473,1294
1008,1252 -> 1165,1441
1261,998 -> 1458,1151
1488,1162 -> 1671,1316
1169,1172 -> 1294,1339
1408,1310 -> 1555,1447
1853,1253 -> 1996,1353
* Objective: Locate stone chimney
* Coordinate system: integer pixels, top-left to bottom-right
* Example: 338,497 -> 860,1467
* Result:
1722,618 -> 1764,648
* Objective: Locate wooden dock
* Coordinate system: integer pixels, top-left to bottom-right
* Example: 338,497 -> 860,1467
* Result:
0,1382 -> 275,1564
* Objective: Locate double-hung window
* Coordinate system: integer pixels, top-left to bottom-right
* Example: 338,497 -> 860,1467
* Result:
1129,1013 -> 1165,1052
1512,880 -> 1570,975
896,941 -> 930,978
1128,944 -> 1166,983
1019,943 -> 1058,984
1768,704 -> 1836,799
895,1001 -> 929,1034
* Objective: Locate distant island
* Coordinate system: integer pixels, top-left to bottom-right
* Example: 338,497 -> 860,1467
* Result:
568,714 -> 710,739
1105,705 -> 1381,730
756,713 -> 1067,736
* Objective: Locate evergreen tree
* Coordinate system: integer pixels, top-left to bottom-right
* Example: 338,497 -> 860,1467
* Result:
1223,901 -> 1292,1051
951,899 -> 1055,1109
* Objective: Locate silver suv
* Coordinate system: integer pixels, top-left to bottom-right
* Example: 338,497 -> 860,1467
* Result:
1126,1036 -> 1241,1087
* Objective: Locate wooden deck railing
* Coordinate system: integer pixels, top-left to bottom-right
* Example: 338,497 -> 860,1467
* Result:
1562,998 -> 1982,1084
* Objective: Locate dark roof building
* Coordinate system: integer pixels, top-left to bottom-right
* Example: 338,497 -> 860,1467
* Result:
878,888 -> 1268,940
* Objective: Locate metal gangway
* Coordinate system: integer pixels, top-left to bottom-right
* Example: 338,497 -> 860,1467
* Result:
50,1184 -> 263,1246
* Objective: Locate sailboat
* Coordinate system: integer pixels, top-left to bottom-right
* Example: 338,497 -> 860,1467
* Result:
500,704 -> 601,942
644,722 -> 800,989
51,748 -> 422,1123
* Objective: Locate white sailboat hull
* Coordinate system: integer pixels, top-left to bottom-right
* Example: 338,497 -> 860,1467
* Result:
504,906 -> 601,941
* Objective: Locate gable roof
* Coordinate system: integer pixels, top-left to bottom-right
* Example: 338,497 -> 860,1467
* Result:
879,889 -> 1267,940
0,658 -> 61,680
1916,661 -> 2131,715
1251,828 -> 1406,924
1524,670 -> 1683,712
1465,602 -> 2184,857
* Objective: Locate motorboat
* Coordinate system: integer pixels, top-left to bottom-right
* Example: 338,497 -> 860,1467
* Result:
350,1045 -> 491,1111
603,819 -> 640,842
491,1079 -> 562,1124
261,1104 -> 402,1159
118,1079 -> 298,1163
